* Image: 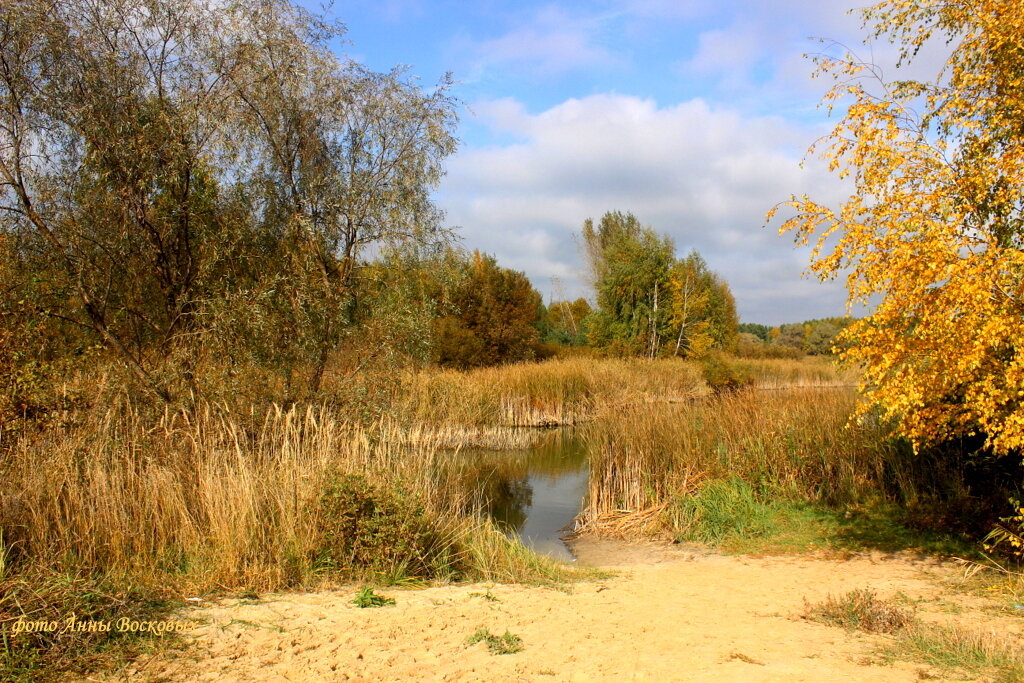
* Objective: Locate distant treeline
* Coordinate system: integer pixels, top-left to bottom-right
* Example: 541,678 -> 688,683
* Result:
736,319 -> 856,358
373,210 -> 742,370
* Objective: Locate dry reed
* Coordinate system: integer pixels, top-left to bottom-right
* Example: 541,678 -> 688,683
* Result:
578,387 -> 894,535
0,403 -> 555,596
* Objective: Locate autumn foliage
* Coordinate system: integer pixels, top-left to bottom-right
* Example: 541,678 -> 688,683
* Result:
773,0 -> 1024,453
432,250 -> 544,369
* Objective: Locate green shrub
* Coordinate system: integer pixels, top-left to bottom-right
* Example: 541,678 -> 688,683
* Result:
467,628 -> 523,655
351,586 -> 395,608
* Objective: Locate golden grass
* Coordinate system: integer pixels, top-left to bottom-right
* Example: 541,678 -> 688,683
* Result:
0,403 -> 585,597
384,355 -> 853,428
577,387 -> 892,535
0,355 -> 860,678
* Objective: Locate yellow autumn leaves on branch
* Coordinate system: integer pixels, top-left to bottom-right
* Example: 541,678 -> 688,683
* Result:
771,0 -> 1024,453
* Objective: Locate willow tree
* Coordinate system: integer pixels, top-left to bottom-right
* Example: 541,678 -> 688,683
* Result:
771,0 -> 1024,452
0,0 -> 457,400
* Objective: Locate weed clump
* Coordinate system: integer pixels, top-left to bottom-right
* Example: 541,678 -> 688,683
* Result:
351,586 -> 395,608
699,353 -> 754,392
892,623 -> 1024,679
804,589 -> 914,634
807,589 -> 1024,680
0,567 -> 178,682
467,627 -> 523,655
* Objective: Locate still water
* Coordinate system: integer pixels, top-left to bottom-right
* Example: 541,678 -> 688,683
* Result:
464,430 -> 589,561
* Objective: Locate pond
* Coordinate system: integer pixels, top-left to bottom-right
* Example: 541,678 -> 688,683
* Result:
463,429 -> 589,561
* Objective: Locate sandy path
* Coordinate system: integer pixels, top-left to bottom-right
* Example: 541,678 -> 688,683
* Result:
111,542 -> 1019,682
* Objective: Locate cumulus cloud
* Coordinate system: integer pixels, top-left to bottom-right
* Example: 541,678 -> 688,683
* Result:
439,93 -> 854,325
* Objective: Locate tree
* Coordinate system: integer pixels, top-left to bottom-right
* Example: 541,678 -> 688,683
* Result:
431,250 -> 543,369
542,298 -> 592,346
581,212 -> 738,358
667,252 -> 713,357
738,323 -> 771,343
582,211 -> 676,357
0,0 -> 457,400
771,0 -> 1024,452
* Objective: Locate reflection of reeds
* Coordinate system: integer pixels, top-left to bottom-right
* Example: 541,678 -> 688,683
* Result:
578,388 -> 893,536
383,421 -> 548,451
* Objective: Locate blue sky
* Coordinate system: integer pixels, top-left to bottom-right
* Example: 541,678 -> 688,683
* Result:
305,0 -> 949,325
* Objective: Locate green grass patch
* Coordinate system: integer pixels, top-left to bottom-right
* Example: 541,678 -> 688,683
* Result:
467,627 -> 523,655
669,477 -> 778,544
0,567 -> 184,683
672,491 -> 979,558
351,586 -> 395,608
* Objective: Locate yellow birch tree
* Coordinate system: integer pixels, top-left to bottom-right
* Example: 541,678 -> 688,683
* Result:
771,0 -> 1024,453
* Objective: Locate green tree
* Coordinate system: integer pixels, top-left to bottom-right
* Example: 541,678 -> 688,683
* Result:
581,212 -> 675,356
543,298 -> 592,346
581,212 -> 738,358
738,323 -> 771,343
0,0 -> 458,400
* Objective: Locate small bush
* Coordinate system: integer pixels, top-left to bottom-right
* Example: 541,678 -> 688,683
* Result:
314,473 -> 461,581
804,589 -> 914,634
699,353 -> 754,392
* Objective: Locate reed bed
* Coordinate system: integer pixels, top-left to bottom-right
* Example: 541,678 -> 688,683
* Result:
0,355 -> 860,678
387,356 -> 852,428
577,387 -> 896,536
4,405 -> 455,590
0,402 -> 594,591
0,401 -> 588,677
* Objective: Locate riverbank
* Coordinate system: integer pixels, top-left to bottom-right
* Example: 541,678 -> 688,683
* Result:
94,540 -> 1024,682
3,356 -> 1018,680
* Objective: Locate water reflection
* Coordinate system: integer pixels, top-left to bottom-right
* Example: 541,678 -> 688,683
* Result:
462,429 -> 589,561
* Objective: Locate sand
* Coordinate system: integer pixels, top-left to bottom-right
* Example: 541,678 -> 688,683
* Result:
106,540 -> 1022,682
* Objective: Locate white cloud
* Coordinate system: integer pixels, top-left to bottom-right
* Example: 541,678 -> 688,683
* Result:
457,6 -> 618,80
677,1 -> 956,115
439,93 -> 854,324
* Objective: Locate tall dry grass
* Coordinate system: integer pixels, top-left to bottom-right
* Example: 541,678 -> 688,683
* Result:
1,400 -> 582,679
0,403 -> 580,593
384,355 -> 854,429
577,387 -> 895,534
0,355 -> 860,678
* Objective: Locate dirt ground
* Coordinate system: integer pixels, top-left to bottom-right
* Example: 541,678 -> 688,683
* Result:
102,540 -> 1022,682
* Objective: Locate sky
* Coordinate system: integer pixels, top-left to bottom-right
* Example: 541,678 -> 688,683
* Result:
304,0 -> 951,325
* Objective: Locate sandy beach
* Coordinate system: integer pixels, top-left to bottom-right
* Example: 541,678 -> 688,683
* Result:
103,540 -> 1022,682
